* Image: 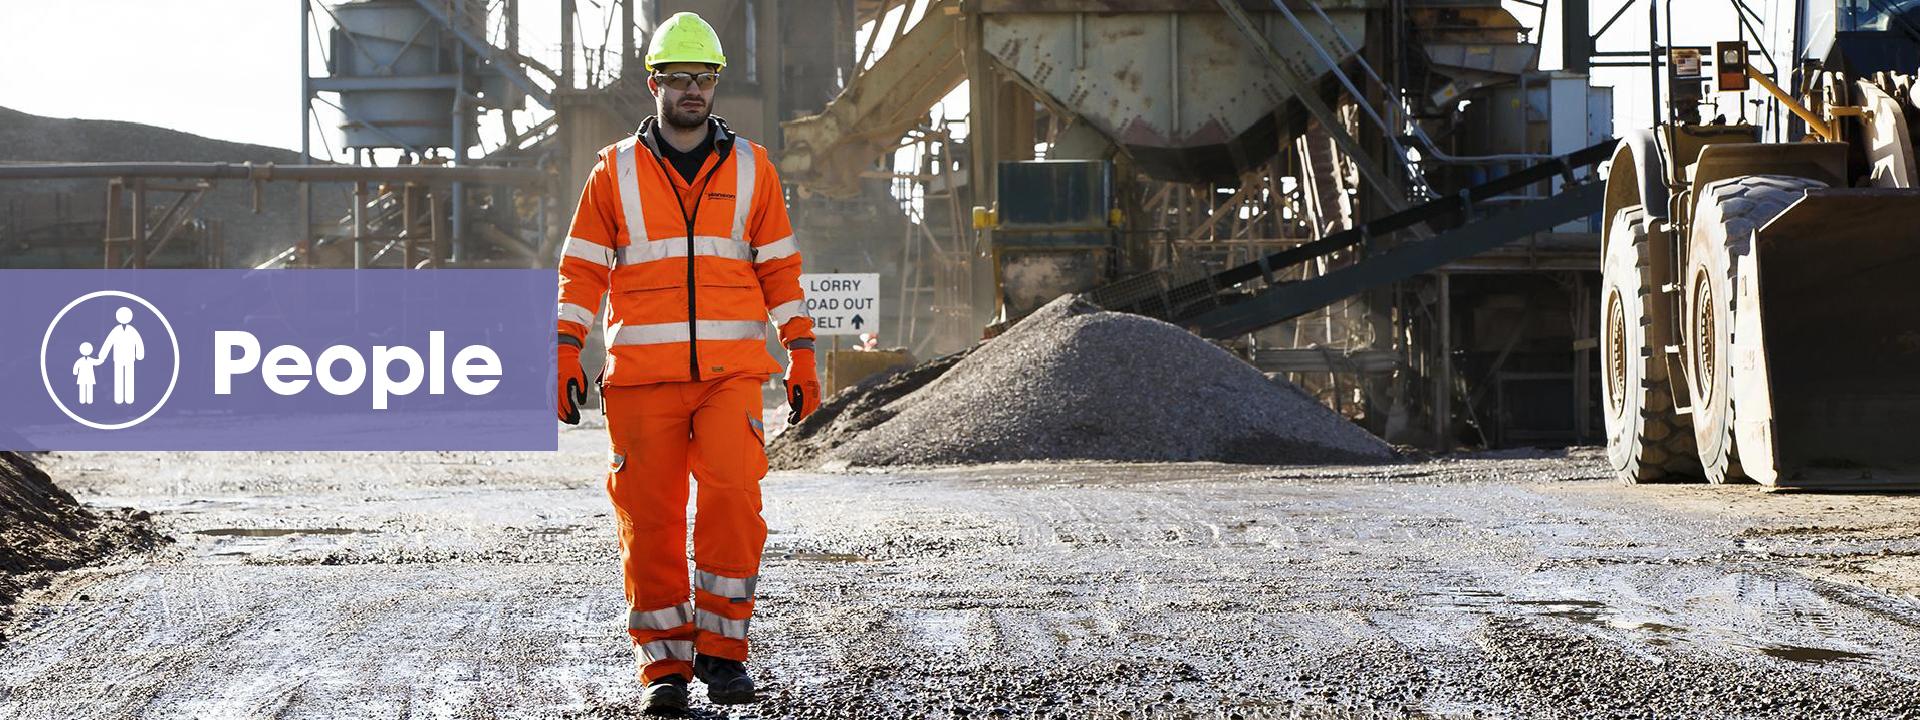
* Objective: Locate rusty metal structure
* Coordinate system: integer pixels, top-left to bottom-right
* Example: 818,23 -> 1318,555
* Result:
0,161 -> 541,269
777,0 -> 1617,449
1,0 -> 852,274
0,0 -> 1650,450
296,0 -> 556,268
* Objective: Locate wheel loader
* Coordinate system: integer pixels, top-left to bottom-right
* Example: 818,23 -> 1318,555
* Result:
1601,1 -> 1920,488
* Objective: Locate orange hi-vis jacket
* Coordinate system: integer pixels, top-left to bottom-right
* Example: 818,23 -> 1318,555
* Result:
558,116 -> 814,386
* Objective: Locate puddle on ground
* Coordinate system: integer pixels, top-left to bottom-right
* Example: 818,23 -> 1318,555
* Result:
765,543 -> 869,563
1756,644 -> 1875,664
1423,587 -> 1503,611
1513,598 -> 1609,625
1445,594 -> 1872,662
1426,591 -> 1699,644
1636,622 -> 1686,645
783,551 -> 869,563
195,527 -> 375,537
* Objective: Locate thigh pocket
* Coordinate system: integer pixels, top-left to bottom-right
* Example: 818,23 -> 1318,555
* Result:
746,414 -> 768,477
604,443 -> 627,499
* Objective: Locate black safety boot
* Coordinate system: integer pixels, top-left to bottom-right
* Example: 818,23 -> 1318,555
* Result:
638,674 -> 689,716
693,655 -> 757,705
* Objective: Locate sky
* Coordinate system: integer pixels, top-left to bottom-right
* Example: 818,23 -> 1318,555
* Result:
1,1 -> 305,152
0,0 -> 1774,158
0,0 -> 609,159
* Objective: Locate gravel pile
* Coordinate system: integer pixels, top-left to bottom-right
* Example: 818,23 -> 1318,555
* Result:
769,347 -> 974,469
771,295 -> 1395,468
0,452 -> 161,629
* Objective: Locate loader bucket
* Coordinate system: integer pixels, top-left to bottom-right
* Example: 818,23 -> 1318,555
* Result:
1733,188 -> 1920,488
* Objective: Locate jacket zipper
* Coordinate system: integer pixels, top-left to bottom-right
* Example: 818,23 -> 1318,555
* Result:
655,133 -> 730,382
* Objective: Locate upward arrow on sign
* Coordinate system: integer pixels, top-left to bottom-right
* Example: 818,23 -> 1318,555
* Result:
851,314 -> 864,329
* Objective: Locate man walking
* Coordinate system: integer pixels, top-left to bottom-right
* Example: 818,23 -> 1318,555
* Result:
553,11 -> 820,716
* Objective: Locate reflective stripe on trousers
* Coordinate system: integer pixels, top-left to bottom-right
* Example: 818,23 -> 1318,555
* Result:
635,639 -> 695,664
629,601 -> 694,631
696,569 -> 758,600
695,610 -> 750,639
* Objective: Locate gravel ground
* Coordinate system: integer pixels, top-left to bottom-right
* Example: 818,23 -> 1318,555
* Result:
775,296 -> 1394,469
7,442 -> 1920,718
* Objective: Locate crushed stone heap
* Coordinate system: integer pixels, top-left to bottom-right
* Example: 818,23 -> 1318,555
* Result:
771,295 -> 1396,468
0,452 -> 160,627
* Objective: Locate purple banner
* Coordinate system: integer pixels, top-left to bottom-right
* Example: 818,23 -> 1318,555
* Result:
0,270 -> 554,450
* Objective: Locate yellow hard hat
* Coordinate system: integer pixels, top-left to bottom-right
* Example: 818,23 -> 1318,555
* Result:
645,12 -> 727,70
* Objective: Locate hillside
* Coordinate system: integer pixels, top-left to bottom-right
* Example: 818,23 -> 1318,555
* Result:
0,105 -> 351,268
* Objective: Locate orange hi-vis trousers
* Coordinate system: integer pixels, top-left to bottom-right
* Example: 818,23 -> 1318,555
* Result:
603,375 -> 768,682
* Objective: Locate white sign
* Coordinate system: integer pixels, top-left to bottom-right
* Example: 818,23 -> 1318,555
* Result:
800,273 -> 880,336
1671,48 -> 1702,78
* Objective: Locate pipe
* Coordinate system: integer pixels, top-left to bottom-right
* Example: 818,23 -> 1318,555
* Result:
300,0 -> 312,268
1169,14 -> 1179,137
353,149 -> 366,269
453,6 -> 469,264
561,0 -> 575,90
0,162 -> 544,185
1745,64 -> 1836,141
1405,123 -> 1559,164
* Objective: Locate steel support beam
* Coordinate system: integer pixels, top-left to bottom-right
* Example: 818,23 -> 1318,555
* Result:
301,0 -> 312,268
1214,0 -> 1406,210
560,0 -> 575,89
1434,270 -> 1451,451
1563,0 -> 1593,72
0,162 -> 543,186
309,75 -> 462,91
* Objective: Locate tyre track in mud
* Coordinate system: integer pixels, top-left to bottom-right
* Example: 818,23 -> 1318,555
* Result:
4,444 -> 1920,718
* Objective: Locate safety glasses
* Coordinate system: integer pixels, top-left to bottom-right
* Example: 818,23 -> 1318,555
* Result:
652,71 -> 721,91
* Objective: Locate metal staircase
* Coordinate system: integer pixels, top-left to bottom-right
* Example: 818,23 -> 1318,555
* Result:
1296,115 -> 1359,240
1084,139 -> 1614,338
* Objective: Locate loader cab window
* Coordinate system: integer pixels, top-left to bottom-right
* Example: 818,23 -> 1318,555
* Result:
1837,0 -> 1920,31
1821,0 -> 1920,77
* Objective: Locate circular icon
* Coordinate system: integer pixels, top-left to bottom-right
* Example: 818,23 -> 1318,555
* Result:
39,290 -> 180,430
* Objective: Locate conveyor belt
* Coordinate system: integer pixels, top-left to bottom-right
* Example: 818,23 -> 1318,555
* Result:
1085,139 -> 1616,338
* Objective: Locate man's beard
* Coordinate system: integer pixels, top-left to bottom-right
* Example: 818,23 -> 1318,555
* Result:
661,98 -> 711,130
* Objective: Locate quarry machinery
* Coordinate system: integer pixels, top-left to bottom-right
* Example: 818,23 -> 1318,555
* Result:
1601,0 -> 1920,488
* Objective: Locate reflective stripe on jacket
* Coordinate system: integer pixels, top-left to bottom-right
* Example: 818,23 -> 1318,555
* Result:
557,116 -> 814,386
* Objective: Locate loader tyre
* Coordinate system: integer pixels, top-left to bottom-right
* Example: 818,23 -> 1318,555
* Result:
1685,174 -> 1826,484
1602,206 -> 1699,484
